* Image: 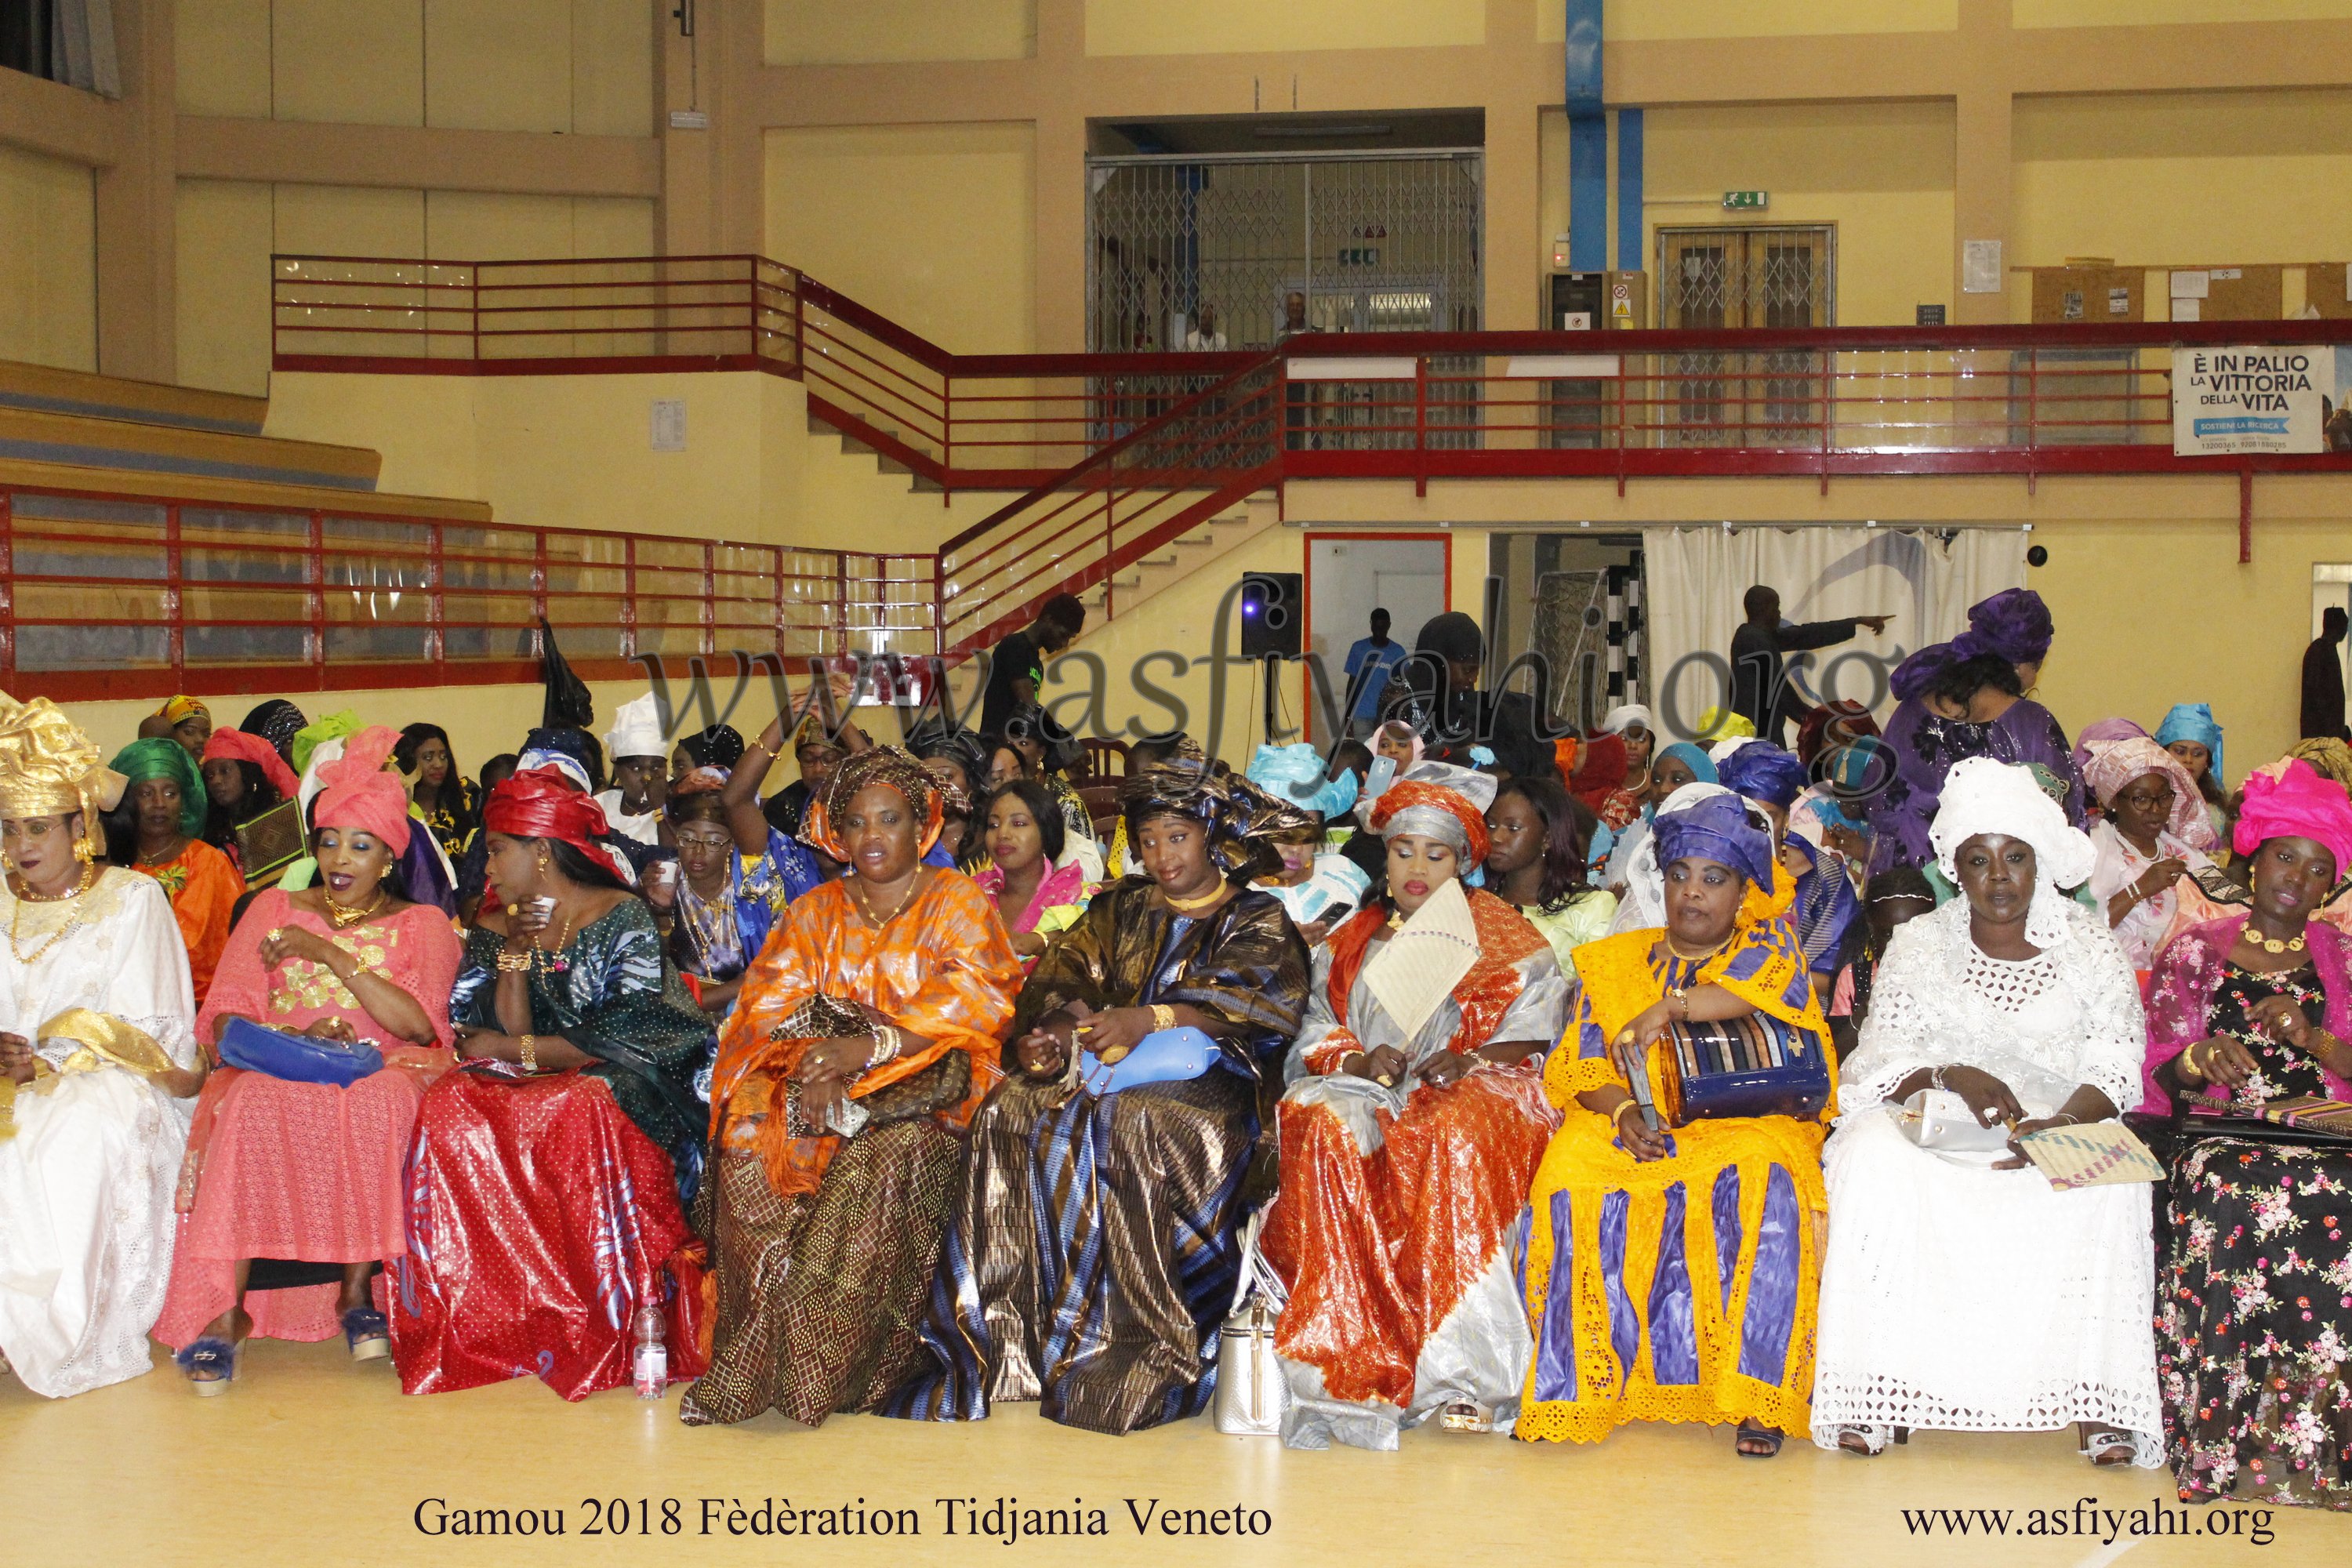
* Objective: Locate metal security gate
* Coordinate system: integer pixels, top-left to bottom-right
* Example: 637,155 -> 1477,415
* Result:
1655,224 -> 1835,448
1086,150 -> 1483,353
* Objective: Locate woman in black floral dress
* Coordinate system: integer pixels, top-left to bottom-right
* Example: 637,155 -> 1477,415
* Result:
2142,760 -> 2352,1511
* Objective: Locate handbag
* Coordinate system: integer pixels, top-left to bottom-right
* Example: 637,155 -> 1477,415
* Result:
1893,1087 -> 2015,1152
1210,1208 -> 1289,1438
1079,1025 -> 1225,1097
216,1014 -> 383,1087
1643,1013 -> 1831,1126
234,799 -> 307,883
772,995 -> 972,1138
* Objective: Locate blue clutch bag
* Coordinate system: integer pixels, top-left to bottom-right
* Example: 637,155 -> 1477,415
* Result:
217,1015 -> 384,1087
1079,1025 -> 1226,1098
1646,1014 -> 1831,1125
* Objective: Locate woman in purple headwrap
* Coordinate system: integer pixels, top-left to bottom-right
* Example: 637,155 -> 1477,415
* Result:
1964,587 -> 2055,690
2141,760 -> 2352,1511
1864,627 -> 2082,876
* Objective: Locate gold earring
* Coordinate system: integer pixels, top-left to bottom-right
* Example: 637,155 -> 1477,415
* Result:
73,838 -> 94,865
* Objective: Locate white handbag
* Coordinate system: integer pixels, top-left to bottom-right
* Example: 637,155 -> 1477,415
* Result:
1893,1086 -> 2015,1152
1211,1209 -> 1290,1437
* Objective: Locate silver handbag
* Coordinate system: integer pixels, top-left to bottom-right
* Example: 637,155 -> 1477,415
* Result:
1211,1210 -> 1289,1437
1894,1087 -> 2014,1152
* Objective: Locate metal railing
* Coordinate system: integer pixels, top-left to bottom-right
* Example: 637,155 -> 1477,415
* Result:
0,480 -> 932,706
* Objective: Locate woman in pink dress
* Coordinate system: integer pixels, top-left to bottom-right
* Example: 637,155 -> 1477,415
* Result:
154,725 -> 462,1390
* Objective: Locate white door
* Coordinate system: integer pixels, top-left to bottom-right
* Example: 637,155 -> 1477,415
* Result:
1306,535 -> 1449,741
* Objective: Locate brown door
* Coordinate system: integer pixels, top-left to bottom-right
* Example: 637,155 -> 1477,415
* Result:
1655,226 -> 1833,447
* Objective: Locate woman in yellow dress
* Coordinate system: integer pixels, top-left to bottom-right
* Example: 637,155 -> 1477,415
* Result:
1518,790 -> 1833,1458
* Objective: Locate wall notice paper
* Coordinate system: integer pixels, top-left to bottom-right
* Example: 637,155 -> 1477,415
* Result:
2172,345 -> 2328,456
1360,876 -> 1479,1040
2170,270 -> 2209,299
2018,1121 -> 2165,1191
1962,238 -> 2002,294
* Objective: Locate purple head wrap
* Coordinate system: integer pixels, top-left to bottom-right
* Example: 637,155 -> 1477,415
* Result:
1655,790 -> 1778,894
1965,588 -> 2053,666
1889,641 -> 1962,702
1715,742 -> 1809,811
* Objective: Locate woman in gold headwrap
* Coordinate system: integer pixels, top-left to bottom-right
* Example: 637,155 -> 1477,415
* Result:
0,696 -> 207,1398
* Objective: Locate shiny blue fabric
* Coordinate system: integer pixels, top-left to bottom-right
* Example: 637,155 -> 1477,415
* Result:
1734,1163 -> 1803,1385
2154,702 -> 2223,787
1654,791 -> 1777,892
1717,743 -> 1808,810
1711,1164 -> 1742,1316
1600,1189 -> 1637,1388
1531,1189 -> 1580,1403
1645,1181 -> 1697,1385
1653,742 -> 1719,787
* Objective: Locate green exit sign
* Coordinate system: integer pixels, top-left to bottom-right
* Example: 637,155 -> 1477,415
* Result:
1722,191 -> 1769,211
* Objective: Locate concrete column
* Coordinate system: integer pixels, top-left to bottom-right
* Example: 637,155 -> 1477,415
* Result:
1951,0 -> 2014,325
94,0 -> 176,381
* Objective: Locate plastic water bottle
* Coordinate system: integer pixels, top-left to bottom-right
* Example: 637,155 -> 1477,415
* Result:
631,1303 -> 667,1399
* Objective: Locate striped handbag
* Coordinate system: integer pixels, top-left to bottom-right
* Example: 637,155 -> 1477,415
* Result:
1633,1014 -> 1831,1127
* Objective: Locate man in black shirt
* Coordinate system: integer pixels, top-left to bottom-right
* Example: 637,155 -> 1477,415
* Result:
2302,606 -> 2350,742
979,592 -> 1086,735
1729,585 -> 1889,745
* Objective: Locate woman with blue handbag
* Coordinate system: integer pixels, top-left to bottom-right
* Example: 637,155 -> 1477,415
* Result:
1263,773 -> 1569,1450
886,752 -> 1309,1435
156,725 -> 462,1391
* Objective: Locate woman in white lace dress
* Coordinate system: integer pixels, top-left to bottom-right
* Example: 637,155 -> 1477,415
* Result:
0,696 -> 205,1398
1810,757 -> 2162,1467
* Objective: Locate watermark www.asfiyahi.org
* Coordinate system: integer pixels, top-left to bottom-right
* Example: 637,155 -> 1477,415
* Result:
1900,1497 -> 2277,1547
627,575 -> 1915,762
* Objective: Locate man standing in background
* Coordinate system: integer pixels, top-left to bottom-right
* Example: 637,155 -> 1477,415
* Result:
981,593 -> 1087,736
1341,608 -> 1408,740
2302,605 -> 2350,741
1729,584 -> 1890,746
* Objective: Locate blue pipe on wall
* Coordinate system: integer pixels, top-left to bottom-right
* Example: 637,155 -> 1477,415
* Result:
1565,0 -> 1606,272
1617,107 -> 1643,274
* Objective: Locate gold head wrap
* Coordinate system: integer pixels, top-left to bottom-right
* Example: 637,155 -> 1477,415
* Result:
0,693 -> 125,855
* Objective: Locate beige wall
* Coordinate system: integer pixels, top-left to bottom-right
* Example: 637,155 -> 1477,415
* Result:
0,143 -> 98,372
766,0 -> 1036,64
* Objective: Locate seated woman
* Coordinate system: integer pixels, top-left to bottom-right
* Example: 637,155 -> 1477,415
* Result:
996,706 -> 1103,879
154,727 -> 462,1388
0,697 -> 205,1397
1265,777 -> 1568,1449
390,769 -> 714,1401
1811,757 -> 2160,1466
109,737 -> 241,1007
2143,760 -> 2352,1510
1519,791 -> 1831,1457
1245,743 -> 1368,947
1570,731 -> 1642,833
975,779 -> 1092,968
683,749 -> 1021,1428
886,759 -> 1309,1434
667,763 -> 819,1021
1486,773 -> 1616,966
2083,736 -> 2217,974
2155,702 -> 2230,851
198,729 -> 296,880
1598,703 -> 1656,800
906,720 -> 991,869
395,723 -> 480,859
1599,740 -> 1715,903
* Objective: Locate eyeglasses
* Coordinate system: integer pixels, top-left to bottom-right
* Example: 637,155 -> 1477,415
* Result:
673,833 -> 734,852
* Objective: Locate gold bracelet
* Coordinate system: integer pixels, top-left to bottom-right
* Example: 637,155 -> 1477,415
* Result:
518,1033 -> 538,1073
496,947 -> 533,975
1150,1004 -> 1177,1033
1612,1095 -> 1642,1129
2177,1042 -> 2207,1083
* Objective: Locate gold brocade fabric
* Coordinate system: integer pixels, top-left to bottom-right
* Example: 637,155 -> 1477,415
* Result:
0,692 -> 125,841
24,1007 -> 176,1086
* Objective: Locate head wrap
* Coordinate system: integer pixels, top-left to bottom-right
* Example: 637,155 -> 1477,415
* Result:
1122,757 -> 1279,883
677,724 -> 746,771
2071,716 -> 2151,778
1599,703 -> 1654,739
1374,720 -> 1425,767
109,736 -> 207,840
1569,732 -> 1629,811
1695,706 -> 1755,744
2081,736 -> 2216,850
1929,757 -> 2096,949
313,724 -> 412,855
0,695 -> 122,855
1795,698 -> 1879,765
1717,742 -> 1808,811
604,692 -> 666,762
2153,702 -> 2223,787
1654,790 -> 1778,893
201,728 -> 300,802
902,718 -> 989,790
804,746 -> 943,860
240,699 -> 310,764
1889,641 -> 1961,702
1001,706 -> 1082,775
2234,760 -> 2352,880
2285,737 -> 2352,794
1651,741 -> 1720,789
1962,588 -> 2053,666
1414,610 -> 1483,666
518,725 -> 600,793
482,767 -> 631,882
290,710 -> 362,778
1369,775 -> 1492,864
158,695 -> 209,728
1246,742 -> 1359,820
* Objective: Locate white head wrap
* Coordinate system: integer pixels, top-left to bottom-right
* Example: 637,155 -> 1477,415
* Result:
517,746 -> 593,793
1708,735 -> 1755,764
604,691 -> 666,763
1599,703 -> 1655,738
1606,781 -> 1736,935
1929,756 -> 2096,949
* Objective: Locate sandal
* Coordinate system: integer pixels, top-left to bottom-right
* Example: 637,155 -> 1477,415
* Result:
1835,1424 -> 1882,1456
174,1335 -> 241,1396
342,1305 -> 390,1362
1436,1400 -> 1495,1434
2081,1427 -> 2136,1467
1735,1421 -> 1784,1458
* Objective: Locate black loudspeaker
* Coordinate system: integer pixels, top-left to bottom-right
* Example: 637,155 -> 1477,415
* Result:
1239,572 -> 1303,658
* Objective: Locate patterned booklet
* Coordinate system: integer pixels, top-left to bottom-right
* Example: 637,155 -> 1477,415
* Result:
2016,1120 -> 2165,1191
2252,1095 -> 2352,1134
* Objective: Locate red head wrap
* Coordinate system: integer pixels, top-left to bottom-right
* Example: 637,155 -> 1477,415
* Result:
483,766 -> 633,881
313,724 -> 412,854
1570,731 -> 1629,809
1369,776 -> 1492,864
201,727 -> 299,802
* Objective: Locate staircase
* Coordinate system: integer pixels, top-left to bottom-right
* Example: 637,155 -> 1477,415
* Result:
0,359 -> 383,491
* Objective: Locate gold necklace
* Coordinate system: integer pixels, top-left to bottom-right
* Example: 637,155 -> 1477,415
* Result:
9,863 -> 93,906
854,870 -> 920,928
9,863 -> 97,965
136,838 -> 187,869
324,885 -> 389,930
1163,882 -> 1230,915
2253,927 -> 2308,956
1664,933 -> 1730,964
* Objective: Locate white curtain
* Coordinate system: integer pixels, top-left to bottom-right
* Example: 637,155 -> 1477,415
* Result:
1642,524 -> 2029,740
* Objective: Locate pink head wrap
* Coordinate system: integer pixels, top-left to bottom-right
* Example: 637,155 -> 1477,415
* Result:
201,727 -> 300,802
2234,760 -> 2352,880
313,724 -> 413,855
2082,735 -> 2216,851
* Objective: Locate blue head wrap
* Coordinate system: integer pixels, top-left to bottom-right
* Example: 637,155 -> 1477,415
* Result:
1653,741 -> 1719,787
2154,702 -> 2223,787
1716,742 -> 1808,811
1245,742 -> 1359,820
1655,791 -> 1777,894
